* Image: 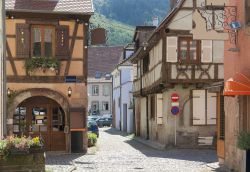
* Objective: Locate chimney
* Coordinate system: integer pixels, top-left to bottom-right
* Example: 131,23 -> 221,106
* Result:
152,16 -> 159,26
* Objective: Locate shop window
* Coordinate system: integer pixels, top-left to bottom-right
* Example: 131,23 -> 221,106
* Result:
31,107 -> 48,132
92,85 -> 99,96
52,107 -> 65,132
178,37 -> 200,63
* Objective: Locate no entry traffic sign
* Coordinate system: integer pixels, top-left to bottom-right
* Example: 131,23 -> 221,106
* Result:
171,93 -> 180,102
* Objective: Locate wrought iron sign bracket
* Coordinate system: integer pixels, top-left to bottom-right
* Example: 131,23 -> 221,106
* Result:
198,2 -> 237,45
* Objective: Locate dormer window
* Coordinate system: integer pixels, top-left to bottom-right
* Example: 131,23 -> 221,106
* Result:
178,37 -> 200,63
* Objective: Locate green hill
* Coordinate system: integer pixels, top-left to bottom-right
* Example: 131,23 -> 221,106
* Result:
90,13 -> 134,46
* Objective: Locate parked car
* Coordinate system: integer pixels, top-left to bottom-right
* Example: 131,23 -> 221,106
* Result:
96,117 -> 112,127
88,115 -> 100,121
87,120 -> 99,137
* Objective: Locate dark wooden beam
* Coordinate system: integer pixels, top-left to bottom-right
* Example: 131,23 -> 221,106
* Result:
6,41 -> 17,75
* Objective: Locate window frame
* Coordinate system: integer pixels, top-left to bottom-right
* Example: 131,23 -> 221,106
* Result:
102,101 -> 109,111
91,101 -> 99,112
103,84 -> 110,96
31,25 -> 56,58
92,85 -> 99,96
178,37 -> 201,64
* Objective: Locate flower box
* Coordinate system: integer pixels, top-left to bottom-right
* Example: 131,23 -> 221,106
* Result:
0,136 -> 45,171
28,68 -> 58,76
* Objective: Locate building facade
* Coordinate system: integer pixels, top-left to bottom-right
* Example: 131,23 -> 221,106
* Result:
191,0 -> 250,171
5,0 -> 93,152
112,44 -> 134,133
131,0 -> 224,149
0,0 -> 6,139
88,46 -> 123,116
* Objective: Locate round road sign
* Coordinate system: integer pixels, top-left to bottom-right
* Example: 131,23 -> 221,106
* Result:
171,93 -> 180,102
171,106 -> 180,115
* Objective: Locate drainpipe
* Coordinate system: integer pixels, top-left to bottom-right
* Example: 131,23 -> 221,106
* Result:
0,0 -> 6,138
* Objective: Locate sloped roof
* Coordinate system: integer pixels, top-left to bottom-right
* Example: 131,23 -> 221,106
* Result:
88,46 -> 123,77
5,0 -> 94,15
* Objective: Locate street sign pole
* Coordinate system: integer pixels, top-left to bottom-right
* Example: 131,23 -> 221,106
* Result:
175,115 -> 176,146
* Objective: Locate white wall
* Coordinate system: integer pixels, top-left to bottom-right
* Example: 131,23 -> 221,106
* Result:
87,78 -> 112,115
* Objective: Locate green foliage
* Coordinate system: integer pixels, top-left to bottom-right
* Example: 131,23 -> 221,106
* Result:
90,13 -> 134,46
237,132 -> 250,150
88,133 -> 97,147
24,57 -> 60,74
93,0 -> 170,26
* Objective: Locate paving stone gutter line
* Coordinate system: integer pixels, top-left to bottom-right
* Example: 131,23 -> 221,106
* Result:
132,136 -> 166,150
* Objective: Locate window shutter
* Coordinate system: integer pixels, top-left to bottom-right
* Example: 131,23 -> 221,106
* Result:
16,24 -> 30,58
156,94 -> 163,125
201,40 -> 213,63
56,25 -> 69,59
192,90 -> 206,125
207,92 -> 217,125
166,37 -> 178,62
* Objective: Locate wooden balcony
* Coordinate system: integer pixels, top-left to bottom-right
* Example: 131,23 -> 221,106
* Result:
165,62 -> 224,84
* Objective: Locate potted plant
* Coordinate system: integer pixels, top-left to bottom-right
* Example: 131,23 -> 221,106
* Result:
237,132 -> 250,172
0,136 -> 45,171
88,133 -> 97,147
24,57 -> 60,76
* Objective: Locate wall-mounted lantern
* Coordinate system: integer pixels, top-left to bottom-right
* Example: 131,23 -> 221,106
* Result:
68,87 -> 72,97
7,88 -> 12,97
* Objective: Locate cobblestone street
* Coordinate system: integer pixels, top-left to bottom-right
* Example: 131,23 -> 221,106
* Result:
46,128 -> 218,172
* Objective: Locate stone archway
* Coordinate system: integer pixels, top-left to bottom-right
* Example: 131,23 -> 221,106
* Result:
7,88 -> 70,152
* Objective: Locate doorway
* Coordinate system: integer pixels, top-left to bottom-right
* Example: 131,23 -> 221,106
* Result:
123,104 -> 127,132
13,96 -> 66,151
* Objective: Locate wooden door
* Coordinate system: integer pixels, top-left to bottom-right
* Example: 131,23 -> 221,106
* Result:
15,96 -> 66,151
217,94 -> 225,159
27,104 -> 51,151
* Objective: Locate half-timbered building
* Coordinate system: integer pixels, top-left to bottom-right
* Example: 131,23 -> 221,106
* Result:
131,0 -> 224,149
5,0 -> 93,152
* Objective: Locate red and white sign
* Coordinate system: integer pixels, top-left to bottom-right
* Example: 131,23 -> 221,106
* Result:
171,93 -> 180,102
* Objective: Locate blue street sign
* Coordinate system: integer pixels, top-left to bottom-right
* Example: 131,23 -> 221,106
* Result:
171,106 -> 180,115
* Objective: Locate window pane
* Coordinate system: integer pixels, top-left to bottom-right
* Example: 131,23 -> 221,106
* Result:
32,28 -> 41,57
45,28 -> 53,57
32,107 -> 47,132
190,41 -> 197,61
13,107 -> 27,134
52,107 -> 65,132
180,40 -> 188,60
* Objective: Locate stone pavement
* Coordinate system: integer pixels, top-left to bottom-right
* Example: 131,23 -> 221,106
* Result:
46,128 -> 219,172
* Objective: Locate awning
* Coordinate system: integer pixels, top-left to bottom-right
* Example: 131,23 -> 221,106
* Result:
224,69 -> 250,96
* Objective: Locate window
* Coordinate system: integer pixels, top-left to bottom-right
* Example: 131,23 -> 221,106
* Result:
246,0 -> 250,24
103,84 -> 110,96
150,95 -> 155,119
92,85 -> 99,96
143,54 -> 150,74
192,90 -> 217,126
13,107 -> 27,134
31,25 -> 55,57
91,102 -> 99,112
102,102 -> 109,111
178,37 -> 200,63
